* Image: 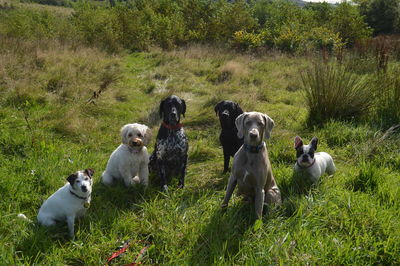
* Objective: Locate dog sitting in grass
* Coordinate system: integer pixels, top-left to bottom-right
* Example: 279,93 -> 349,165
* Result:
294,136 -> 336,183
214,100 -> 244,173
37,169 -> 94,240
102,123 -> 151,187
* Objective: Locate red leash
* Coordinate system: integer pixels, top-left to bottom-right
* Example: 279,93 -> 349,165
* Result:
106,240 -> 150,265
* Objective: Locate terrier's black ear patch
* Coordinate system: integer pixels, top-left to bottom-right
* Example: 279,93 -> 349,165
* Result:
84,168 -> 94,178
310,137 -> 318,151
67,173 -> 78,186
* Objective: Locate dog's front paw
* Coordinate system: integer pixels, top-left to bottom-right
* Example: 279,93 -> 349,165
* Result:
221,203 -> 228,209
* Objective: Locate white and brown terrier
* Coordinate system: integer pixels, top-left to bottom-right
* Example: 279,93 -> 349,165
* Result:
37,169 -> 94,240
294,136 -> 336,183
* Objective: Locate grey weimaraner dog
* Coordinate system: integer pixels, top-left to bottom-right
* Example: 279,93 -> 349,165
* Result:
221,112 -> 281,219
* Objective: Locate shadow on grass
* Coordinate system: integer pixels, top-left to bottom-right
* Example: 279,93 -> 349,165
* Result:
188,201 -> 257,264
278,171 -> 322,217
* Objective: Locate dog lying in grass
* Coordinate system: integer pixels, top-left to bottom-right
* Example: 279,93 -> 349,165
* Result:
37,169 -> 94,240
221,112 -> 281,219
214,100 -> 244,173
294,136 -> 336,183
102,123 -> 151,187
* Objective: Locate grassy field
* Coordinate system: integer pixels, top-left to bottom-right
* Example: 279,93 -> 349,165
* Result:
1,37 -> 400,264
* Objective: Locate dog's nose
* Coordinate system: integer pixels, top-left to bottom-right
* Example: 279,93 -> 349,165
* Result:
249,131 -> 258,139
81,185 -> 87,192
221,110 -> 229,117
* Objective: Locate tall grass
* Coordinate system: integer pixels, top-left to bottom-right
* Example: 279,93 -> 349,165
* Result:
301,62 -> 372,125
373,71 -> 400,128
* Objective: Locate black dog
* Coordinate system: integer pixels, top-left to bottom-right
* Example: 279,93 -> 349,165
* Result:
150,95 -> 189,191
214,100 -> 244,173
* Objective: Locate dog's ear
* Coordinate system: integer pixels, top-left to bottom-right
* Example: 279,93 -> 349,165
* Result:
235,112 -> 248,139
214,101 -> 224,116
234,102 -> 243,117
310,137 -> 318,151
262,114 -> 275,139
67,173 -> 78,186
159,99 -> 166,118
294,136 -> 303,149
140,124 -> 152,146
120,124 -> 130,144
180,98 -> 186,117
84,168 -> 94,178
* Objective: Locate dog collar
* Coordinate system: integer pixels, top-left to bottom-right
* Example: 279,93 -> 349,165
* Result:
162,122 -> 183,130
296,159 -> 316,169
243,142 -> 265,153
127,146 -> 140,153
69,190 -> 89,200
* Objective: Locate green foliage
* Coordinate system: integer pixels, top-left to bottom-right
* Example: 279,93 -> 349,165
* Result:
0,7 -> 72,40
329,2 -> 372,47
348,162 -> 380,192
0,0 -> 376,53
274,25 -> 303,53
358,0 -> 400,35
231,30 -> 265,51
372,71 -> 400,128
301,62 -> 372,125
304,27 -> 344,52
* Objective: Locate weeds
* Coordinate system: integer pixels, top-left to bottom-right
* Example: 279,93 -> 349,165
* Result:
301,62 -> 372,125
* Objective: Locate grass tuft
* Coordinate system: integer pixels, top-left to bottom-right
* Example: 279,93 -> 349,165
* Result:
301,62 -> 372,125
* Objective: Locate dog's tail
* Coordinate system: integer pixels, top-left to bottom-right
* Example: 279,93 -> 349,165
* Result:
17,213 -> 33,223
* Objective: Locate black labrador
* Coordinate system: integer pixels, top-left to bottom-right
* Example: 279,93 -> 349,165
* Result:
214,100 -> 244,173
149,95 -> 189,191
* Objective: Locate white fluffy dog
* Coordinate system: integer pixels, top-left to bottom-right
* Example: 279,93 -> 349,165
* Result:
102,123 -> 151,187
37,169 -> 94,240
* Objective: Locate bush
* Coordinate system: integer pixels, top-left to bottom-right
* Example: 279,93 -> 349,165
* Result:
304,27 -> 344,53
0,7 -> 73,41
329,2 -> 372,47
301,62 -> 373,125
274,25 -> 303,53
231,30 -> 265,51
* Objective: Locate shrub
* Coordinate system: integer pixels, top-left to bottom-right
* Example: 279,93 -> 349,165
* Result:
301,62 -> 372,125
231,30 -> 265,51
329,2 -> 372,47
0,7 -> 73,40
274,25 -> 303,53
208,0 -> 257,42
304,27 -> 344,53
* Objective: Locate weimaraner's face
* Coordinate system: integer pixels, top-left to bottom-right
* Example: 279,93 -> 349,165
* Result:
235,112 -> 275,146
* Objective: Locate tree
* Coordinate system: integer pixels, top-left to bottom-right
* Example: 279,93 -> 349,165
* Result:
357,0 -> 400,35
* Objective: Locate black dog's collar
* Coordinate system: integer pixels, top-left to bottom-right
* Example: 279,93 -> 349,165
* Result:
162,121 -> 183,130
296,159 -> 316,169
243,142 -> 265,153
69,190 -> 89,200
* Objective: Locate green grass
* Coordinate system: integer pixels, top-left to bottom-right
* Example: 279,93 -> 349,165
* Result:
1,41 -> 400,264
